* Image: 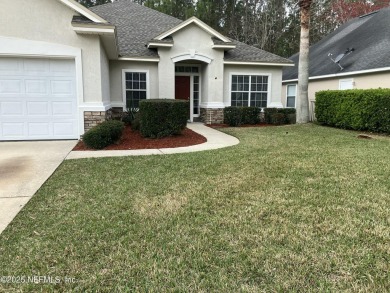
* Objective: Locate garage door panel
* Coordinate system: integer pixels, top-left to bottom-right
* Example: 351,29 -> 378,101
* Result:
0,59 -> 20,72
1,101 -> 24,116
0,79 -> 23,94
0,57 -> 78,140
23,59 -> 48,72
1,122 -> 24,137
25,79 -> 49,95
53,122 -> 77,136
27,102 -> 49,116
51,80 -> 73,96
28,122 -> 50,136
50,59 -> 75,74
52,102 -> 74,116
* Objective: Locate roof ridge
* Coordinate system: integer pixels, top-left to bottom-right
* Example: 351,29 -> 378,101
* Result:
92,0 -> 183,23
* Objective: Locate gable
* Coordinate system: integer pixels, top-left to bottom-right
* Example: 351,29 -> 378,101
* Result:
0,0 -> 103,52
170,23 -> 215,52
0,0 -> 78,41
155,17 -> 231,43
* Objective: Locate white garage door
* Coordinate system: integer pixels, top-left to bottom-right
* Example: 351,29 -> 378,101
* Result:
0,57 -> 78,140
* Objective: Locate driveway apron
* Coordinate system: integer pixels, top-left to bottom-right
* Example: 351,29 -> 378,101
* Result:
0,141 -> 77,234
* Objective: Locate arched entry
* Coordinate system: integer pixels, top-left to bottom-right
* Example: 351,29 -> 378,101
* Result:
172,52 -> 212,121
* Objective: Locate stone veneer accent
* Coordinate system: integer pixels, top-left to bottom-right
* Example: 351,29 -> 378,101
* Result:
84,111 -> 109,132
200,108 -> 224,124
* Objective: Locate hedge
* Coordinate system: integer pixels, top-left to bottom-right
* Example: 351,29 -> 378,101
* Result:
242,107 -> 261,124
264,108 -> 296,125
224,107 -> 242,126
139,99 -> 189,138
315,89 -> 390,133
83,120 -> 125,149
224,107 -> 295,126
224,107 -> 261,126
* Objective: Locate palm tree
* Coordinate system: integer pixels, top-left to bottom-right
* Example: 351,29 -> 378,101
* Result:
296,0 -> 312,123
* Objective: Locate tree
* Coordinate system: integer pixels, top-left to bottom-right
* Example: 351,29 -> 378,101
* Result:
77,0 -> 112,8
296,0 -> 312,123
331,0 -> 389,24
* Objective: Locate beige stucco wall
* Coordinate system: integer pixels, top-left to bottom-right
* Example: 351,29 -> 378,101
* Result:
109,61 -> 159,107
157,23 -> 225,106
282,71 -> 390,107
0,0 -> 105,103
223,65 -> 284,107
100,43 -> 111,103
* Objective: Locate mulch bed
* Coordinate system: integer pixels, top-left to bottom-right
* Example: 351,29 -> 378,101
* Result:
73,126 -> 207,151
207,123 -> 274,128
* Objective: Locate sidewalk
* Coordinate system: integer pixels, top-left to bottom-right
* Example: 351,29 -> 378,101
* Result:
66,123 -> 239,160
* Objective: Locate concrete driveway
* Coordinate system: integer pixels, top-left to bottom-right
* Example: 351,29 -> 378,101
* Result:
0,140 -> 77,234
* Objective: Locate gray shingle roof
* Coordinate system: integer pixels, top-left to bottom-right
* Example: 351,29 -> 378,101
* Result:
225,40 -> 293,63
283,7 -> 390,80
90,0 -> 181,57
90,0 -> 291,63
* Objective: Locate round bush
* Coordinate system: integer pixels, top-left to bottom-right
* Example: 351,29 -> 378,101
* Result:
139,99 -> 189,138
83,120 -> 124,149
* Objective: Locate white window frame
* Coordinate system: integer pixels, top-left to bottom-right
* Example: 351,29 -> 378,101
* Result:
339,78 -> 354,90
122,69 -> 150,110
286,84 -> 297,108
229,72 -> 272,108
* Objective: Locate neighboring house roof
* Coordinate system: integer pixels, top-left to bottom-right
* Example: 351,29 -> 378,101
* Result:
89,0 -> 292,64
283,7 -> 390,81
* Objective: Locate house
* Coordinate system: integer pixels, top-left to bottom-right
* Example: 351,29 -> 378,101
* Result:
0,0 -> 293,141
282,7 -> 390,119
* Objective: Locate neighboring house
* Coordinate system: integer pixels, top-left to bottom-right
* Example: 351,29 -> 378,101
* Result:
0,0 -> 292,141
282,7 -> 390,119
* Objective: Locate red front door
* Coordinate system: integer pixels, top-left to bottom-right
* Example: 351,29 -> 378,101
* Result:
175,76 -> 191,101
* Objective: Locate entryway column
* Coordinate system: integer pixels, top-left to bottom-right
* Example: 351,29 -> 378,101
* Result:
158,48 -> 175,99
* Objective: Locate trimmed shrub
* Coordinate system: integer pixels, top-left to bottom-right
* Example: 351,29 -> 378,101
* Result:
121,114 -> 133,125
264,108 -> 296,125
224,106 -> 261,126
83,120 -> 124,149
224,107 -> 242,126
131,112 -> 141,131
315,89 -> 390,133
242,107 -> 261,124
139,99 -> 189,138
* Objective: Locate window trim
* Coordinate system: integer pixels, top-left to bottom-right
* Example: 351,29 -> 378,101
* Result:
228,72 -> 272,108
286,84 -> 297,108
339,78 -> 354,90
122,69 -> 150,110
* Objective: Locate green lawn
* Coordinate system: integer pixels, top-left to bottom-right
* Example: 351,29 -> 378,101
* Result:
0,124 -> 389,292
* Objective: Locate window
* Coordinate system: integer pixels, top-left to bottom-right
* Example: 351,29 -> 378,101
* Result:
175,66 -> 199,73
286,84 -> 296,108
339,79 -> 354,90
124,71 -> 147,108
231,75 -> 269,108
193,76 -> 200,115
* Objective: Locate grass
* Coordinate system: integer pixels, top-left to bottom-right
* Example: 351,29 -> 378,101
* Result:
0,124 -> 389,292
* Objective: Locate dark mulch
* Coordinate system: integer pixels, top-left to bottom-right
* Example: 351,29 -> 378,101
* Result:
73,126 -> 207,151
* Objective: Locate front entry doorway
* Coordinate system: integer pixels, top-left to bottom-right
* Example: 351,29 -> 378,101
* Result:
175,65 -> 201,122
175,76 -> 191,101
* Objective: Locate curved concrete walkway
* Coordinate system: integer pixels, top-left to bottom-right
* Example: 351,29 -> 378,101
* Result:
66,123 -> 239,160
